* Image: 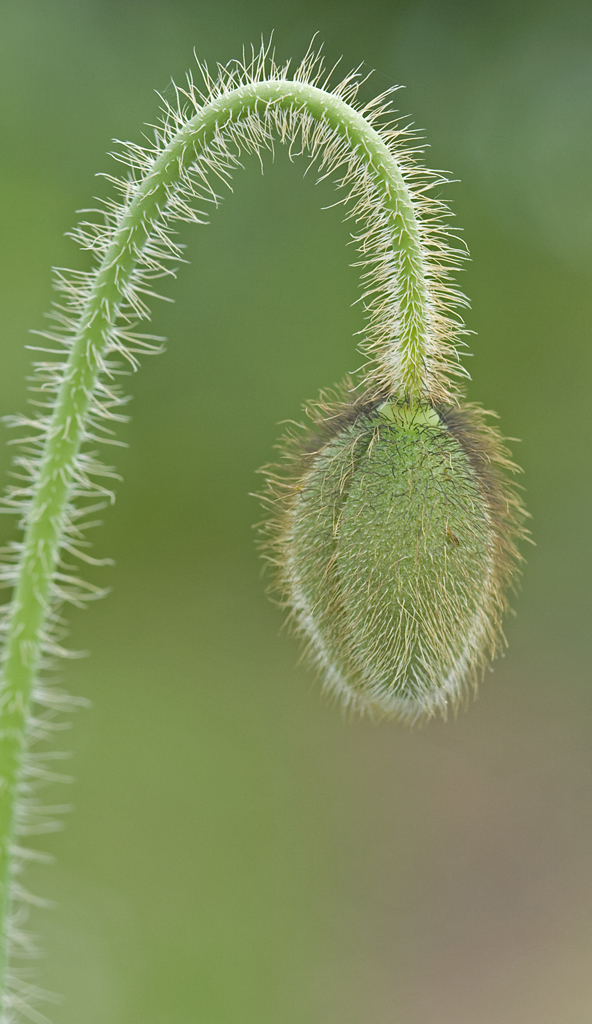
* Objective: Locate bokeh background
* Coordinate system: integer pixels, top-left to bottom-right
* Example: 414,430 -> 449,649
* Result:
0,2 -> 591,1022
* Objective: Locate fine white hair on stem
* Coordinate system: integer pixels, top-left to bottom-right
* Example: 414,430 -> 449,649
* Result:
0,40 -> 472,1020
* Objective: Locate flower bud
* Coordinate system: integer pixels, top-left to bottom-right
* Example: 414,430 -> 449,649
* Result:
262,391 -> 526,722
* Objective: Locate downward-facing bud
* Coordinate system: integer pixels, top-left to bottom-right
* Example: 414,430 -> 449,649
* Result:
262,390 -> 526,722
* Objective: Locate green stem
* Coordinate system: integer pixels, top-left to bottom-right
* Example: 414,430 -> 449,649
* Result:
0,77 -> 431,998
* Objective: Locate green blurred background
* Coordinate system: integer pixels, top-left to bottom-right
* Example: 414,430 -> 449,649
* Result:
0,2 -> 591,1022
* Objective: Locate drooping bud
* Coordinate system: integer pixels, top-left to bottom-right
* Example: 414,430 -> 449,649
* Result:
261,388 -> 527,722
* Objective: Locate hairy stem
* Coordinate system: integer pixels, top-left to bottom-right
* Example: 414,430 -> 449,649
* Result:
0,75 -> 434,998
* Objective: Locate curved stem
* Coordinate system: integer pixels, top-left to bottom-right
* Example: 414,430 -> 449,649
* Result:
0,76 -> 433,999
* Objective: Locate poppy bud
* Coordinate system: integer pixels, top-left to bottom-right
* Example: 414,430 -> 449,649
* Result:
263,391 -> 526,722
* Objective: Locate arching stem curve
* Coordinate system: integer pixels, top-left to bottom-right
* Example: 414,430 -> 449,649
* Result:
0,73 -> 436,1005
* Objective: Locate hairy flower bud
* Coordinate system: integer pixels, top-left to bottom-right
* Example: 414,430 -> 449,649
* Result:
262,390 -> 527,722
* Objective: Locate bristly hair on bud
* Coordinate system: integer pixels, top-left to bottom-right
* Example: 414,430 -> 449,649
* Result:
259,382 -> 528,723
258,380 -> 524,724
